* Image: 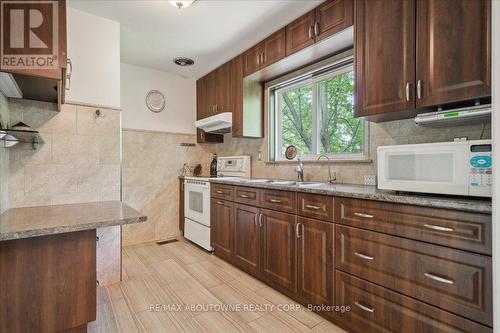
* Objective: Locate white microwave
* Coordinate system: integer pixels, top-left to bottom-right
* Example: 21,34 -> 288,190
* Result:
377,140 -> 492,197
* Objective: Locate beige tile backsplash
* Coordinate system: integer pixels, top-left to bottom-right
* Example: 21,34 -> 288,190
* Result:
121,129 -> 216,246
216,119 -> 491,184
4,99 -> 122,286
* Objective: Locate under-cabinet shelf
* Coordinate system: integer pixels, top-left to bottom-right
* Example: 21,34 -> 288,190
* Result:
0,129 -> 42,149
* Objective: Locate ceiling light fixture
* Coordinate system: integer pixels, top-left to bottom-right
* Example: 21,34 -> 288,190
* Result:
169,1 -> 195,9
173,57 -> 195,66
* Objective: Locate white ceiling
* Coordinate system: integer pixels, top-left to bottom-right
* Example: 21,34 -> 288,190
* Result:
67,0 -> 323,79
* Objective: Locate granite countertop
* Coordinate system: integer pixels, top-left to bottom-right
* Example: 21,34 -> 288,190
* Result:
0,201 -> 147,241
210,178 -> 492,214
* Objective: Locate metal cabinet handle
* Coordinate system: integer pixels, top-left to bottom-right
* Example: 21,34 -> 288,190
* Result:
258,213 -> 263,227
305,204 -> 320,210
216,200 -> 224,205
260,53 -> 265,65
314,22 -> 320,36
354,252 -> 374,261
239,194 -> 249,198
296,223 -> 303,238
405,82 -> 410,101
256,53 -> 260,65
254,213 -> 258,226
308,25 -> 313,39
269,198 -> 282,203
66,58 -> 72,91
216,190 -> 223,194
354,212 -> 374,219
424,224 -> 454,232
424,273 -> 454,285
354,301 -> 374,313
417,80 -> 422,99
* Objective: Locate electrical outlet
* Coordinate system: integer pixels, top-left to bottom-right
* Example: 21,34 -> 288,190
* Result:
364,175 -> 377,186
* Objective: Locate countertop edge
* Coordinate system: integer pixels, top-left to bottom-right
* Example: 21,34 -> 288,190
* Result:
0,215 -> 147,242
209,179 -> 492,214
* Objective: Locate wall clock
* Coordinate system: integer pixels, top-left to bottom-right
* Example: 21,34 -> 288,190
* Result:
146,90 -> 166,113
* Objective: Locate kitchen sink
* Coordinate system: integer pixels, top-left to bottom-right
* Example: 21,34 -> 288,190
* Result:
242,179 -> 271,183
269,180 -> 297,185
297,182 -> 324,187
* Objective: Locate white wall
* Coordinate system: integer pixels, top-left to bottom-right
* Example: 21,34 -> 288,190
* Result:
67,8 -> 121,109
492,0 -> 499,330
121,63 -> 196,133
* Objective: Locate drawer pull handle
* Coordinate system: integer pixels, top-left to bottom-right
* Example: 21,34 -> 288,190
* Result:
424,224 -> 454,232
296,223 -> 302,238
239,194 -> 249,198
305,204 -> 321,210
354,212 -> 374,219
354,301 -> 374,313
216,200 -> 224,205
269,199 -> 282,203
424,273 -> 454,285
354,252 -> 374,261
216,190 -> 224,194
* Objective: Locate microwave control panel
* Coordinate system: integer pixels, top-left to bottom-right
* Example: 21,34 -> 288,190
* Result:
469,143 -> 492,197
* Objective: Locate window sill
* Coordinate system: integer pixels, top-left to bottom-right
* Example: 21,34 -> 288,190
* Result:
265,158 -> 373,165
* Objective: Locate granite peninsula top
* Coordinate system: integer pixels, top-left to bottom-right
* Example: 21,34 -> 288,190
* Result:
0,201 -> 147,241
209,178 -> 492,214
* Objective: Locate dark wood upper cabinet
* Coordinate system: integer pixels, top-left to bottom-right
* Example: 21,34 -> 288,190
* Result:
297,217 -> 334,306
210,199 -> 233,260
232,203 -> 261,276
215,61 -> 232,113
355,0 -> 491,121
243,44 -> 263,77
261,28 -> 286,67
315,0 -> 353,42
286,10 -> 316,56
416,0 -> 491,108
354,0 -> 416,119
260,208 -> 297,293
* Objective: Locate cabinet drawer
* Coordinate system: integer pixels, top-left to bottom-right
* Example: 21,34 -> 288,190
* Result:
336,197 -> 491,255
335,225 -> 492,326
260,189 -> 296,213
297,193 -> 333,222
234,187 -> 260,205
211,184 -> 234,201
336,271 -> 492,333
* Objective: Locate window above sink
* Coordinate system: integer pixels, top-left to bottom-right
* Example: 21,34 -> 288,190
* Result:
267,50 -> 369,163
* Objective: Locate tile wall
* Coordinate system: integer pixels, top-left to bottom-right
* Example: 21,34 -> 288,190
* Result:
121,129 -> 216,246
4,99 -> 122,286
216,119 -> 491,184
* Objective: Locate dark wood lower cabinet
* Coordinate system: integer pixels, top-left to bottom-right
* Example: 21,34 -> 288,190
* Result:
260,209 -> 297,293
297,217 -> 334,306
209,185 -> 493,332
335,271 -> 492,333
232,203 -> 261,275
0,230 -> 96,333
210,199 -> 233,260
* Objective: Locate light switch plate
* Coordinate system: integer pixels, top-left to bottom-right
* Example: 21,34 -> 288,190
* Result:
364,175 -> 377,186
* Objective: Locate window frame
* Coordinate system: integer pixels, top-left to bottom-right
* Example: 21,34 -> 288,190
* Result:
270,54 -> 369,162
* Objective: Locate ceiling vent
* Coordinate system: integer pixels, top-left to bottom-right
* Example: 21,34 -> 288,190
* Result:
173,57 -> 194,66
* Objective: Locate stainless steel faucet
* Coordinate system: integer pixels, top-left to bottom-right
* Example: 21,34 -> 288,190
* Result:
317,154 -> 337,184
295,158 -> 304,182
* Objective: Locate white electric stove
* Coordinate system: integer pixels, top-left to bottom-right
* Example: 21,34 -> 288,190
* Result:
184,156 -> 251,250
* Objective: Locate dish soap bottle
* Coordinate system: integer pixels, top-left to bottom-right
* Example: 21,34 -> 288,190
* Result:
210,154 -> 218,177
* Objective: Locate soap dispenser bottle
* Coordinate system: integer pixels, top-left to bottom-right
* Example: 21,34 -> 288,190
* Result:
210,154 -> 218,177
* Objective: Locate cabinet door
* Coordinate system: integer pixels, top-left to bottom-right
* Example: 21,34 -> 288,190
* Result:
315,0 -> 354,42
297,217 -> 334,306
262,28 -> 286,67
210,199 -> 233,259
233,204 -> 261,276
260,209 -> 297,292
354,0 -> 415,118
243,45 -> 262,77
231,55 -> 244,137
416,0 -> 491,107
205,71 -> 217,117
196,78 -> 206,120
286,11 -> 316,56
215,61 -> 232,113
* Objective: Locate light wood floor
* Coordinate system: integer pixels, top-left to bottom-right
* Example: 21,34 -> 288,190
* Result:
88,239 -> 347,333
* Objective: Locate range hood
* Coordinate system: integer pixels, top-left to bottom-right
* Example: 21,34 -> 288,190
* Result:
0,73 -> 22,98
195,112 -> 232,134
